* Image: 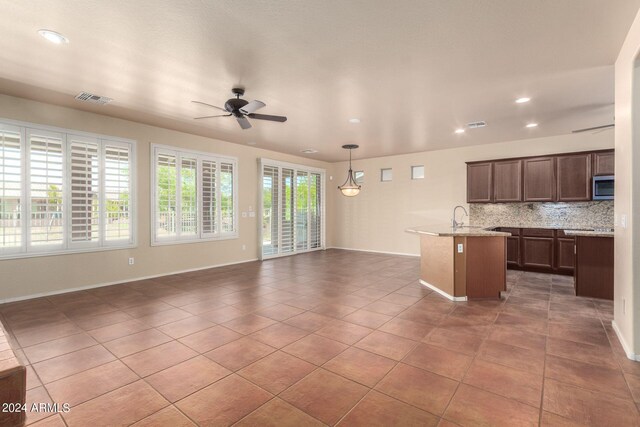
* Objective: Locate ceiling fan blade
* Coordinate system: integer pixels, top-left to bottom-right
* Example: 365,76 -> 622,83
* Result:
571,124 -> 614,133
237,116 -> 252,129
191,100 -> 228,112
240,100 -> 266,115
248,113 -> 287,122
194,114 -> 232,119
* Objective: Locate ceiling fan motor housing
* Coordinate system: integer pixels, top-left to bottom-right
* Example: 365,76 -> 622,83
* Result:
225,98 -> 249,116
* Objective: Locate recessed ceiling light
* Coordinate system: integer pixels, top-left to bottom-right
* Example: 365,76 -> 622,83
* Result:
516,97 -> 531,104
37,29 -> 69,44
348,118 -> 361,124
454,128 -> 465,134
526,123 -> 538,128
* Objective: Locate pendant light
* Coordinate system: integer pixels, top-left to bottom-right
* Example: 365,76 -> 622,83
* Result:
338,144 -> 361,197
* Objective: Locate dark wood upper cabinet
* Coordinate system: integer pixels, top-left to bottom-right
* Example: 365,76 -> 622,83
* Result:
493,159 -> 522,202
523,157 -> 556,202
467,162 -> 492,203
556,153 -> 591,201
593,151 -> 615,176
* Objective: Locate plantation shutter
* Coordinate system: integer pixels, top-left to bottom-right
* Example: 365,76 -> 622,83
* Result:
156,151 -> 177,239
0,125 -> 22,253
27,129 -> 65,249
220,162 -> 234,234
280,168 -> 295,253
201,159 -> 217,236
103,143 -> 131,243
180,156 -> 198,237
310,172 -> 322,249
261,165 -> 279,256
69,135 -> 100,246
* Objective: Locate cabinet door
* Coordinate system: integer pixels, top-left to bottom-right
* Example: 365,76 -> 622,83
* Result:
506,236 -> 521,267
523,157 -> 556,201
593,151 -> 615,176
493,160 -> 522,202
467,162 -> 493,203
521,237 -> 554,270
575,236 -> 614,300
556,237 -> 575,273
557,153 -> 591,201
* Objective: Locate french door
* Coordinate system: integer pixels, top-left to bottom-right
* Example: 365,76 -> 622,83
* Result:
259,159 -> 325,259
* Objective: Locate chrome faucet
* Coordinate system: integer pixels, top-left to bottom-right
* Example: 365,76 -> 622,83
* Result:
452,205 -> 468,228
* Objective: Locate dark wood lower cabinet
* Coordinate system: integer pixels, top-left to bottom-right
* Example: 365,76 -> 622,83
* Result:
575,236 -> 614,300
521,237 -> 555,270
556,238 -> 576,274
497,227 -> 575,275
506,237 -> 520,268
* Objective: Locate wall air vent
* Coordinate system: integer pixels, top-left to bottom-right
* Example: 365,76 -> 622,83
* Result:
467,121 -> 487,129
74,92 -> 113,105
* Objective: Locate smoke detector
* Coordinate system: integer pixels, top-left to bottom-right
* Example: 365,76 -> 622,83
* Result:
466,121 -> 487,129
75,92 -> 113,105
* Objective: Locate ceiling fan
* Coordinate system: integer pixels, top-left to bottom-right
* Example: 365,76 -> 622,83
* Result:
192,88 -> 287,130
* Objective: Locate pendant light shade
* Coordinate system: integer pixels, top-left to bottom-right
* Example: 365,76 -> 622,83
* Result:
338,144 -> 361,197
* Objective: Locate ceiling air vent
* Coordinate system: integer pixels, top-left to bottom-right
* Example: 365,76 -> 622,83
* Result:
301,149 -> 318,154
467,121 -> 487,129
74,92 -> 113,105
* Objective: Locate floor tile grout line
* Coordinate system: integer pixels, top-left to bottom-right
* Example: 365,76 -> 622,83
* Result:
3,254 -> 631,425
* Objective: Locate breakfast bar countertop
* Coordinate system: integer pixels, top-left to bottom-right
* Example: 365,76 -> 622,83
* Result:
406,225 -> 511,237
563,229 -> 615,237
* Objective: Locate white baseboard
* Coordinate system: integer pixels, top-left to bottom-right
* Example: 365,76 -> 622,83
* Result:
0,258 -> 259,305
419,279 -> 468,302
611,320 -> 639,361
327,246 -> 419,258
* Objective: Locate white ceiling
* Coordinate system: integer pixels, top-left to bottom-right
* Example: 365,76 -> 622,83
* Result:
0,0 -> 638,161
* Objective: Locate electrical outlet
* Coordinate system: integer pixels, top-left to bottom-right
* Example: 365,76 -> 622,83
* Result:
128,257 -> 134,265
457,244 -> 463,253
242,212 -> 248,218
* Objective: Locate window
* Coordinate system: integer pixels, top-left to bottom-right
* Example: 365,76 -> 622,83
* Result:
0,120 -> 135,259
152,145 -> 237,244
381,168 -> 393,182
354,170 -> 364,184
411,165 -> 425,180
260,159 -> 324,259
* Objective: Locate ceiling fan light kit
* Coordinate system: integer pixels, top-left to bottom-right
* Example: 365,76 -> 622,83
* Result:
338,144 -> 361,197
192,87 -> 287,130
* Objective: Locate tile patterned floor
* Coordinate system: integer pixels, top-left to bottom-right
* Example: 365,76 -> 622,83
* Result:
1,249 -> 639,426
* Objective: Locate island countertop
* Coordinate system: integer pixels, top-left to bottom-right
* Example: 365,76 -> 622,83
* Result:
406,225 -> 511,237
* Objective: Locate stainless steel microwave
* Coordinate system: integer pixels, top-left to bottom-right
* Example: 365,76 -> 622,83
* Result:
593,175 -> 614,200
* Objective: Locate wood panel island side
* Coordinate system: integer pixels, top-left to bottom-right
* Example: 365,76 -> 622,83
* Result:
406,226 -> 510,301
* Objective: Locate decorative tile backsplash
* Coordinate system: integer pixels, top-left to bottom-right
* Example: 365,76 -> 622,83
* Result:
469,201 -> 614,229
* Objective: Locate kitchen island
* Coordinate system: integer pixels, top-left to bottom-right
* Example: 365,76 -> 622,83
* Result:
406,226 -> 510,301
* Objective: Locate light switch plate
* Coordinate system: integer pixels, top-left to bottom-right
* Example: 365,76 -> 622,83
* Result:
457,244 -> 463,253
249,212 -> 256,217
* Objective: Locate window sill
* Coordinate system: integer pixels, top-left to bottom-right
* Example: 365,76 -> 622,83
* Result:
150,233 -> 239,247
0,243 -> 137,261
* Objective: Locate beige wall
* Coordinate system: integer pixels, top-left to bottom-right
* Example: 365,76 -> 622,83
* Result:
613,7 -> 640,359
0,94 -> 331,302
328,131 -> 614,256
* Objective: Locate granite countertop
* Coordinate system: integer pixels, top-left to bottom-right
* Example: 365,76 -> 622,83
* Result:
406,225 -> 511,237
563,229 -> 614,238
